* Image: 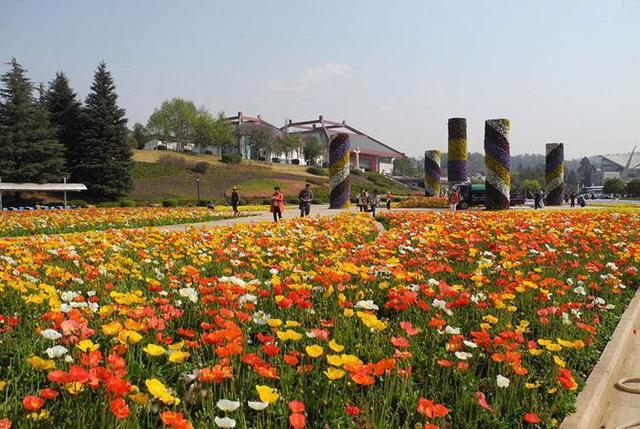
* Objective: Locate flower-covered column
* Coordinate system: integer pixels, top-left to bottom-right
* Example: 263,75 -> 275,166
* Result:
545,143 -> 565,206
447,118 -> 468,185
424,150 -> 441,196
329,133 -> 351,209
484,119 -> 511,210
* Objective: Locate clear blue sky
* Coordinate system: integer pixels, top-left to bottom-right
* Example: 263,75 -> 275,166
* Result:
1,0 -> 639,158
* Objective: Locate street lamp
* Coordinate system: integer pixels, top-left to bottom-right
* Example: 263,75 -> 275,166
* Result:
195,178 -> 201,202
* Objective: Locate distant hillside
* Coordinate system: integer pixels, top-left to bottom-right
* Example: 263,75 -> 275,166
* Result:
130,151 -> 413,204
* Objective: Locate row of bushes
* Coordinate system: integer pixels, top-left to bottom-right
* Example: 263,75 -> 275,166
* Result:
158,154 -> 210,173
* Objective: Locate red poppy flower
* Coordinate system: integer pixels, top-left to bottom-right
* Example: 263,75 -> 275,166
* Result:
39,388 -> 59,400
110,397 -> 130,419
0,418 -> 11,429
288,400 -> 305,413
345,405 -> 360,416
22,395 -> 45,412
289,413 -> 306,429
524,413 -> 541,424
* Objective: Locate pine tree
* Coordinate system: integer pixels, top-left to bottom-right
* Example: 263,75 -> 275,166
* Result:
0,58 -> 65,183
46,72 -> 82,176
77,62 -> 132,198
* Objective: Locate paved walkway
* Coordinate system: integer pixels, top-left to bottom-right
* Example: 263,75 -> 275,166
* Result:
160,205 -> 371,231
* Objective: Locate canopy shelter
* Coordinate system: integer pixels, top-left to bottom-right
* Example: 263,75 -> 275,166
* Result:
0,181 -> 87,210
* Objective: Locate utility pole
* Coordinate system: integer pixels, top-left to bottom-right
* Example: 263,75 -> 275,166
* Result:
63,176 -> 68,209
0,177 -> 3,211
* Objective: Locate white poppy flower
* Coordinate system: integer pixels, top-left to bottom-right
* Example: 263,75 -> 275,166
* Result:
444,326 -> 460,335
41,329 -> 62,340
355,300 -> 379,311
463,340 -> 478,348
497,374 -> 510,388
455,351 -> 473,360
216,399 -> 241,412
45,345 -> 69,358
214,416 -> 237,428
247,401 -> 269,410
252,311 -> 270,325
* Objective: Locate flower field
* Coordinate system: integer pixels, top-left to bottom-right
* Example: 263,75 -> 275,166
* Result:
396,196 -> 449,209
0,210 -> 639,428
0,207 -> 262,237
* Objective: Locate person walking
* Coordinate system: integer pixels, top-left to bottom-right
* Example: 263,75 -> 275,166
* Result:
449,188 -> 459,212
385,191 -> 393,210
369,190 -> 380,217
270,186 -> 285,222
298,183 -> 313,218
357,189 -> 368,212
230,186 -> 240,217
570,192 -> 576,208
534,190 -> 542,209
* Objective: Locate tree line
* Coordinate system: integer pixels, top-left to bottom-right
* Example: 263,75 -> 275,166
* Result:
392,152 -> 603,192
140,97 -> 326,165
0,58 -> 131,198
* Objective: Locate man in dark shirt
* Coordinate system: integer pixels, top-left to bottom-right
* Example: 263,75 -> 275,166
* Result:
230,186 -> 240,217
298,184 -> 313,217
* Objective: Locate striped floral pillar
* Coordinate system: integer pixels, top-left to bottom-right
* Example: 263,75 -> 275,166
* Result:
424,150 -> 441,196
447,118 -> 468,185
329,133 -> 351,209
545,143 -> 565,206
484,119 -> 511,210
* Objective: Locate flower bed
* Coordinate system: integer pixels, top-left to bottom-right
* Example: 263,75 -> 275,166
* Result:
0,206 -> 261,237
397,196 -> 449,208
0,210 -> 638,428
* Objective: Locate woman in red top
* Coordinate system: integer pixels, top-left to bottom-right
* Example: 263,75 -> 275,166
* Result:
270,186 -> 285,222
449,188 -> 459,212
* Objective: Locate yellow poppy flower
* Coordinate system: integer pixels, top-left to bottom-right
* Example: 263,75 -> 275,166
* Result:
255,385 -> 279,403
305,345 -> 323,358
143,344 -> 166,357
328,340 -> 344,353
324,367 -> 345,380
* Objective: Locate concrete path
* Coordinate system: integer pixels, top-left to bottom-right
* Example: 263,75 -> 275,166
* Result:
560,291 -> 640,429
159,205 -> 371,231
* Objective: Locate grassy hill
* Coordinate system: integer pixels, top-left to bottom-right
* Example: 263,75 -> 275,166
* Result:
130,150 -> 414,205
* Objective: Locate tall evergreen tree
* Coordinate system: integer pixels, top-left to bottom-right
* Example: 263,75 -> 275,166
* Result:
46,72 -> 82,175
77,62 -> 132,198
0,58 -> 65,182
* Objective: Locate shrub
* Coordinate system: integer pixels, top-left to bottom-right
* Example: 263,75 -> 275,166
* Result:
221,153 -> 242,164
196,199 -> 209,207
291,159 -> 300,165
162,199 -> 179,207
271,158 -> 280,163
98,201 -> 120,208
350,168 -> 364,176
68,199 -> 88,208
119,199 -> 136,207
307,166 -> 329,176
159,154 -> 192,169
193,161 -> 209,174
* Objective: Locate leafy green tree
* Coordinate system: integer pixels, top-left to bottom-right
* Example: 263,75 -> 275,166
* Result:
46,72 -> 82,173
131,123 -> 148,149
249,128 -> 277,163
0,58 -> 65,183
76,62 -> 132,198
193,111 -> 235,153
303,136 -> 323,165
520,179 -> 542,191
603,178 -> 625,196
274,133 -> 301,161
147,98 -> 198,150
392,157 -> 417,176
626,179 -> 640,197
